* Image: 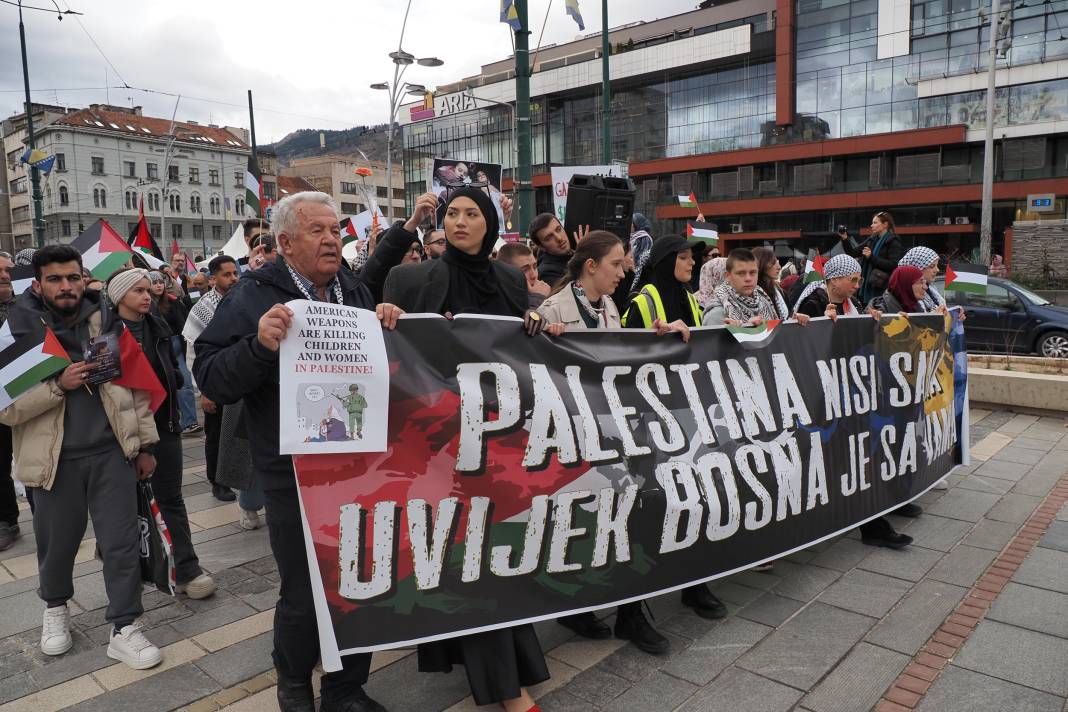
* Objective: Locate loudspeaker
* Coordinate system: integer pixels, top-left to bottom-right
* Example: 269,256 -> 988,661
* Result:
564,174 -> 636,245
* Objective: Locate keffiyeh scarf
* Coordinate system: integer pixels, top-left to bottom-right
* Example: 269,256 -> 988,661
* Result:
713,282 -> 781,323
899,246 -> 944,310
792,253 -> 862,314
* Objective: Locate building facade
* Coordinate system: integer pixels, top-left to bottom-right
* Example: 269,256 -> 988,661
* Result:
4,104 -> 253,259
3,104 -> 74,252
399,0 -> 1068,270
280,156 -> 406,220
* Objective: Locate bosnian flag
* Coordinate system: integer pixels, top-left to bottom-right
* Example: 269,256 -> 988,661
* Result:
945,262 -> 989,294
340,217 -> 360,246
804,252 -> 827,284
687,222 -> 718,246
71,220 -> 133,280
0,328 -> 71,411
726,319 -> 781,345
677,192 -> 697,208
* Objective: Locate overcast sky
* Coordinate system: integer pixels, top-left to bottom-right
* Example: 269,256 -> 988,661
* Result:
1,0 -> 701,143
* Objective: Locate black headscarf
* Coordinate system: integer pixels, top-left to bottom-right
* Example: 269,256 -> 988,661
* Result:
636,235 -> 700,326
440,187 -> 513,316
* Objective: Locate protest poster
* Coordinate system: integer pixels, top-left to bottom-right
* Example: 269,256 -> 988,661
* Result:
550,163 -> 628,223
290,312 -> 966,667
278,300 -> 389,454
429,158 -> 505,231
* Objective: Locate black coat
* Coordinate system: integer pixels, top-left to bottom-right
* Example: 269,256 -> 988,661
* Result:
382,257 -> 528,316
796,287 -> 863,319
192,259 -> 376,492
361,223 -> 419,304
536,251 -> 569,287
137,313 -> 183,436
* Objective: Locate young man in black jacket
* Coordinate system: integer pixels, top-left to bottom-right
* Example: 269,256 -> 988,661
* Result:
193,192 -> 401,712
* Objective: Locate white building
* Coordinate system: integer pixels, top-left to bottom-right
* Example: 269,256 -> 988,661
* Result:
27,104 -> 253,258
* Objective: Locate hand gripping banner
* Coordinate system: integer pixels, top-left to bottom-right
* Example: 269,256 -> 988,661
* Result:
289,311 -> 967,666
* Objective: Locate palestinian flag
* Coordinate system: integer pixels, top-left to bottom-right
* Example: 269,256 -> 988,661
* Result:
113,326 -> 166,412
678,192 -> 697,208
804,252 -> 827,284
0,328 -> 71,411
945,262 -> 989,294
245,154 -> 262,218
184,254 -> 197,275
726,319 -> 781,345
340,217 -> 359,246
10,265 -> 34,296
71,220 -> 133,280
128,196 -> 167,270
687,222 -> 718,247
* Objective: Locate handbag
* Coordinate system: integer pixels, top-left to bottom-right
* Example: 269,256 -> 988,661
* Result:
137,481 -> 177,595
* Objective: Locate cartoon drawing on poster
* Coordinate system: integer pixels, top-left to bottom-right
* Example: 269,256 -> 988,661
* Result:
429,158 -> 505,232
279,300 -> 389,454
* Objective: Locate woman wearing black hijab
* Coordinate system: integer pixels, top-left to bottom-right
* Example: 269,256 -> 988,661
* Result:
383,186 -> 551,712
621,234 -> 703,333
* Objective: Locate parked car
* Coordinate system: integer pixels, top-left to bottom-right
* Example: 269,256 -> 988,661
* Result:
933,276 -> 1068,358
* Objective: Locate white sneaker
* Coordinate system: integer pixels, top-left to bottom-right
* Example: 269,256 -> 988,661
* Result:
41,605 -> 73,656
176,573 -> 216,600
107,623 -> 162,670
239,508 -> 261,531
933,480 -> 950,490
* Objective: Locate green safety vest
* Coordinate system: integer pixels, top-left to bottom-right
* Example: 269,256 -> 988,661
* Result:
622,284 -> 702,328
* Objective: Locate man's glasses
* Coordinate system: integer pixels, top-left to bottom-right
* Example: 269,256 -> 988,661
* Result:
425,238 -> 446,247
407,245 -> 424,256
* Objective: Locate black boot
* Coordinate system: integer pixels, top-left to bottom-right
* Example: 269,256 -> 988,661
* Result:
680,583 -> 727,620
894,503 -> 923,518
319,687 -> 387,712
276,675 -> 315,712
212,483 -> 236,502
558,611 -> 611,639
860,517 -> 913,549
614,602 -> 669,655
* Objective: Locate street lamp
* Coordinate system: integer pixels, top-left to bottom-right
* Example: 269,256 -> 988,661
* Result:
979,1 -> 1012,266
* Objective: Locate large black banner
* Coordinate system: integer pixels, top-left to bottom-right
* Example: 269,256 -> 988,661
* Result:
292,312 -> 966,664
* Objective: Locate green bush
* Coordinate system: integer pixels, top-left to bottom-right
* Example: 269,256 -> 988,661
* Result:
1008,272 -> 1068,291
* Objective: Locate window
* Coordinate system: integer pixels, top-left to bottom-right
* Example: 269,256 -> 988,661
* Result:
190,195 -> 201,213
9,177 -> 27,194
235,197 -> 245,215
171,224 -> 182,240
59,185 -> 69,206
92,187 -> 107,209
61,220 -> 71,237
234,171 -> 243,188
169,193 -> 181,213
341,181 -> 359,194
125,190 -> 137,210
376,186 -> 389,198
209,195 -> 221,215
124,160 -> 136,178
55,153 -> 66,171
212,225 -> 222,241
147,163 -> 158,180
262,181 -> 275,201
12,206 -> 29,222
148,192 -> 160,211
970,283 -> 1019,310
193,224 -> 203,243
168,165 -> 180,182
151,223 -> 159,238
91,157 -> 104,175
340,202 -> 362,213
209,168 -> 219,185
189,167 -> 200,184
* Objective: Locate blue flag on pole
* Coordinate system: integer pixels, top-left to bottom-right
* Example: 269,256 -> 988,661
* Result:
500,0 -> 521,30
565,0 -> 585,30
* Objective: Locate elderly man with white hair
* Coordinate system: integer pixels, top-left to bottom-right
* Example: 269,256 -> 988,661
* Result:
194,192 -> 401,712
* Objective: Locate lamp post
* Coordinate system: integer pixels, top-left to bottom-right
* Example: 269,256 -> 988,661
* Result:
371,7 -> 443,222
979,0 -> 1012,267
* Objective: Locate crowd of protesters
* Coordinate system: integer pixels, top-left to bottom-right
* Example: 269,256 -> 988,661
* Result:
0,188 -> 967,712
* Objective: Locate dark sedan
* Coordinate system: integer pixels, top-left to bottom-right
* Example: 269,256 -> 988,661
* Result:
934,277 -> 1068,358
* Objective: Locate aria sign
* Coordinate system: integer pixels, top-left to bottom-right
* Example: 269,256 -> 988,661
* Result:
409,92 -> 480,122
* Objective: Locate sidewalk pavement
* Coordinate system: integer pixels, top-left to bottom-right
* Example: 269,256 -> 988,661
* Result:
0,407 -> 1065,712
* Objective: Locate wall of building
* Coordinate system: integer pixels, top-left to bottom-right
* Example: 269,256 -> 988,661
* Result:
1009,219 -> 1068,278
280,157 -> 405,218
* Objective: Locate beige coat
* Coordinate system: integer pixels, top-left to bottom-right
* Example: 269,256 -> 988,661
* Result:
0,311 -> 159,490
537,282 -> 622,329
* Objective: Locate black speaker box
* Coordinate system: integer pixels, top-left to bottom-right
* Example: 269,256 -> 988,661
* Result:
563,174 -> 636,245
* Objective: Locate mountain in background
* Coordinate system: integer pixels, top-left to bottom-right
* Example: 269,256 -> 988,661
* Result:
266,124 -> 398,165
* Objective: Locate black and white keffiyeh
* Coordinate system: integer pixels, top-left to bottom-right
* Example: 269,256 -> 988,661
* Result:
713,282 -> 781,323
792,254 -> 862,314
899,246 -> 944,310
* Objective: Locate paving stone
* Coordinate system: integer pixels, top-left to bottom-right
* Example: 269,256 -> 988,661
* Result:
987,582 -> 1068,639
169,600 -> 259,639
999,413 -> 1039,435
897,515 -> 975,552
532,617 -> 578,655
857,543 -> 944,582
1039,521 -> 1068,553
808,538 -> 872,572
28,643 -> 121,689
917,665 -> 1064,712
954,619 -> 1068,696
536,689 -> 591,712
69,572 -> 109,613
728,569 -> 781,591
364,650 -> 471,711
0,590 -> 48,638
925,489 -> 1002,522
737,602 -> 874,689
986,493 -> 1044,524
801,642 -> 910,712
973,458 -> 1031,482
595,630 -> 691,683
661,616 -> 771,686
609,670 -> 698,712
992,447 -> 1045,466
864,579 -> 967,655
545,635 -> 625,671
927,545 -> 997,588
559,666 -> 629,706
817,569 -> 912,618
190,524 -> 244,546
66,663 -> 221,712
195,530 -> 273,572
955,473 -> 1016,496
0,671 -> 35,706
655,609 -> 719,642
677,666 -> 802,712
1010,437 -> 1058,452
193,631 -> 273,688
768,561 -> 841,602
962,518 -> 1019,551
1013,547 -> 1068,594
737,592 -> 804,627
1010,468 -> 1067,498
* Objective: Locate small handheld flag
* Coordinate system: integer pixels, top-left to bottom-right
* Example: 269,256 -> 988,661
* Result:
687,222 -> 718,247
340,217 -> 360,246
803,252 -> 827,284
726,320 -> 781,345
72,220 -> 134,280
0,328 -> 71,411
114,326 -> 166,412
677,192 -> 698,209
944,262 -> 989,294
129,196 -> 167,270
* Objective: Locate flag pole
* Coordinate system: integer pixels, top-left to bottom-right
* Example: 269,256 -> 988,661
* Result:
601,0 -> 611,164
514,0 -> 534,237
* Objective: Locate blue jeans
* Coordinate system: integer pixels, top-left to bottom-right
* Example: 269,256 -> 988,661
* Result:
238,475 -> 264,512
171,337 -> 198,429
